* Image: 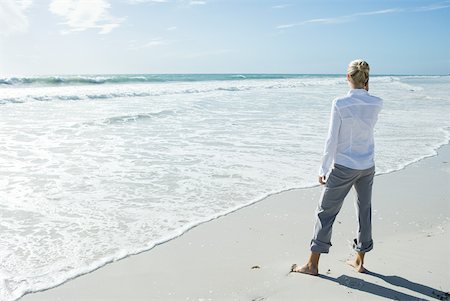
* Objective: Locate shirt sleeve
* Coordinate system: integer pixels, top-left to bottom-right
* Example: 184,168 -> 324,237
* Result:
319,100 -> 341,177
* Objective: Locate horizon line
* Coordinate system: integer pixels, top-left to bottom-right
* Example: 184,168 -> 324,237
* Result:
1,72 -> 449,77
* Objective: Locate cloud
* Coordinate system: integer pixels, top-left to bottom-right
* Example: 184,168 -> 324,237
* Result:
0,0 -> 33,36
189,0 -> 206,5
414,2 -> 450,11
49,0 -> 124,34
353,8 -> 403,16
276,3 -> 449,30
272,4 -> 291,9
128,38 -> 169,50
167,26 -> 177,31
18,0 -> 33,9
143,38 -> 168,47
277,16 -> 351,29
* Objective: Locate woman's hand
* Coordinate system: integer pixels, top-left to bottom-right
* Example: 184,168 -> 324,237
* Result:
319,176 -> 326,185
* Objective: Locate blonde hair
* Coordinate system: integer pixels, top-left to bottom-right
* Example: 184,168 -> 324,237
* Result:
347,59 -> 370,87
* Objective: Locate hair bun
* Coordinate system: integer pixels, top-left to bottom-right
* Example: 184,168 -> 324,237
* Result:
357,61 -> 369,72
347,59 -> 370,86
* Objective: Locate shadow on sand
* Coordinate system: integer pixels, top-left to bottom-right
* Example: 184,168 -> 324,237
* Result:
319,271 -> 449,301
365,271 -> 450,301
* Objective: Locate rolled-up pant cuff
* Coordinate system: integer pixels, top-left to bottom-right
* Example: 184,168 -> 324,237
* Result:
353,239 -> 373,253
310,239 -> 331,253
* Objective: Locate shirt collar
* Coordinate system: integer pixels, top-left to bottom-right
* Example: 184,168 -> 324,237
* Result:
348,89 -> 368,95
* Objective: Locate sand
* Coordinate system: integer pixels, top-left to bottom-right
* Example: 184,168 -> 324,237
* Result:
21,144 -> 450,301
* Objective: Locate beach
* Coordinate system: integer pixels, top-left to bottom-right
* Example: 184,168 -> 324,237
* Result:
21,143 -> 450,301
1,74 -> 448,300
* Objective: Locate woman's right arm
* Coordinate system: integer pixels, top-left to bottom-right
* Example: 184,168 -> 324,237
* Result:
318,99 -> 341,181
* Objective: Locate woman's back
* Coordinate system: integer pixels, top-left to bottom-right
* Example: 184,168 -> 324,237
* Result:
334,89 -> 383,169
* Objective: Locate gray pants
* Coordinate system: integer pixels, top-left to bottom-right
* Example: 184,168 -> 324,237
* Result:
311,164 -> 375,253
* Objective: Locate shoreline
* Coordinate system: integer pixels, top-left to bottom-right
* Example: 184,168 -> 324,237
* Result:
20,142 -> 450,301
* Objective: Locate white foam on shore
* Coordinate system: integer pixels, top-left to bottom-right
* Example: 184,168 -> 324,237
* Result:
1,75 -> 449,301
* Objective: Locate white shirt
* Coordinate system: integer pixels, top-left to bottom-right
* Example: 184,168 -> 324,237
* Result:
319,89 -> 383,177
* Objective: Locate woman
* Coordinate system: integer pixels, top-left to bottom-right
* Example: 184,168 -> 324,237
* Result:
291,59 -> 383,275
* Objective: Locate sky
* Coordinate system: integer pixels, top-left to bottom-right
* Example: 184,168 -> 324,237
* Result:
0,0 -> 449,76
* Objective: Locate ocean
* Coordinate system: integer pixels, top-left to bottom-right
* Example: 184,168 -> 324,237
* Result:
1,74 -> 449,300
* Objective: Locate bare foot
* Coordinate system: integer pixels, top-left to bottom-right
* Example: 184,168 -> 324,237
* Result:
290,263 -> 319,276
346,259 -> 366,273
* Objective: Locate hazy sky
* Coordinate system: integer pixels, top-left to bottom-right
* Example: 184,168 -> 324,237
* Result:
1,0 -> 449,76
